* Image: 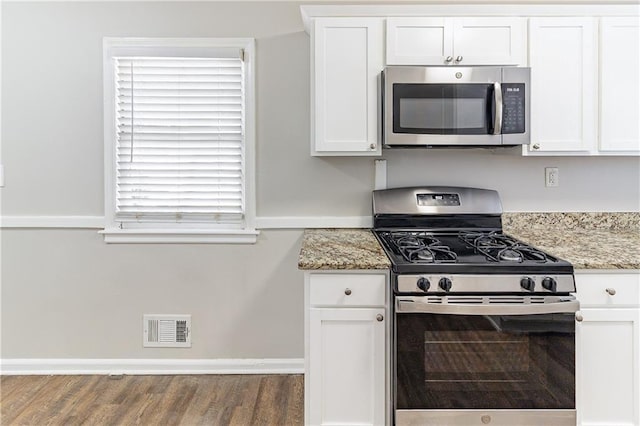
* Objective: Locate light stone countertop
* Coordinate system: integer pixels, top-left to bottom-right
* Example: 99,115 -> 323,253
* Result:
505,227 -> 640,270
298,213 -> 640,271
297,229 -> 390,270
503,212 -> 640,270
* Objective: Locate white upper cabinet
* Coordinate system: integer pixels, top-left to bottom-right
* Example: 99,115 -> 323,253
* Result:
527,18 -> 597,154
312,18 -> 384,156
386,18 -> 453,65
386,17 -> 526,66
453,18 -> 526,66
599,17 -> 640,153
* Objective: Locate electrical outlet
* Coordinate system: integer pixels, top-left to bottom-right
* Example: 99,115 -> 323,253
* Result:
545,167 -> 559,187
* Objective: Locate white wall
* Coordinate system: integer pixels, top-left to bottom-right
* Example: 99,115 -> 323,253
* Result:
2,1 -> 639,361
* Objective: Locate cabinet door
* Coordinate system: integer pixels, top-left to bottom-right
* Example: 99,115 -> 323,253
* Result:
577,308 -> 640,426
528,18 -> 597,153
309,308 -> 385,426
599,17 -> 640,153
386,17 -> 453,65
453,18 -> 526,66
313,18 -> 383,155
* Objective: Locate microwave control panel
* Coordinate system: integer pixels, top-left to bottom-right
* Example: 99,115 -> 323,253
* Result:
501,83 -> 526,134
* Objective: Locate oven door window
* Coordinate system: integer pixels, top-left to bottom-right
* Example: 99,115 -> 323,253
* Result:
393,84 -> 494,135
395,313 -> 575,410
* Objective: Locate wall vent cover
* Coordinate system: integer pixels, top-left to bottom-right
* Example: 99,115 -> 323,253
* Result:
143,314 -> 191,348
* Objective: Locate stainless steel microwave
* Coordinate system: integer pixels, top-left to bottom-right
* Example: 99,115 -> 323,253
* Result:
382,66 -> 530,147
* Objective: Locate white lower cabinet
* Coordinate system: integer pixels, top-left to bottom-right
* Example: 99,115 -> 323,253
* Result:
305,272 -> 388,426
575,272 -> 640,426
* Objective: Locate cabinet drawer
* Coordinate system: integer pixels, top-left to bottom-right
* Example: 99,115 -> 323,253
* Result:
576,273 -> 640,307
309,274 -> 386,307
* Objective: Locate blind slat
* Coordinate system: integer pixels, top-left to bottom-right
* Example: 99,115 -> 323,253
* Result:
114,55 -> 244,221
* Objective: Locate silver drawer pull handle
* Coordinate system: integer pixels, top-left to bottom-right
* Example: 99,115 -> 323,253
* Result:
606,288 -> 616,296
376,314 -> 384,322
344,288 -> 352,296
575,313 -> 584,322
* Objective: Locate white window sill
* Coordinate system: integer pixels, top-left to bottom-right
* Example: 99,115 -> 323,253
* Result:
99,228 -> 260,244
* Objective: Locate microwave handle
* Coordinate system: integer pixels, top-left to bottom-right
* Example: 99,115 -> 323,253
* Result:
493,82 -> 503,135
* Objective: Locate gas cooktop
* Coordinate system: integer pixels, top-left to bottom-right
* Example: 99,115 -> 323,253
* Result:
372,186 -> 576,295
374,229 -> 573,275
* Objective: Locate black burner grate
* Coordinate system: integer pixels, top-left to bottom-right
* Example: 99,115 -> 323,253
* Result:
459,231 -> 554,263
383,231 -> 458,264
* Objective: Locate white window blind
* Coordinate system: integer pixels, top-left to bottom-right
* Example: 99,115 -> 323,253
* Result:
114,56 -> 245,224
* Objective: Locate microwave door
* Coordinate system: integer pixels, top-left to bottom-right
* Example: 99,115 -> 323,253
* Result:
388,83 -> 502,146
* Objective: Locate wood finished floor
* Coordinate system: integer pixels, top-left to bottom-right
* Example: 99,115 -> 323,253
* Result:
1,374 -> 303,426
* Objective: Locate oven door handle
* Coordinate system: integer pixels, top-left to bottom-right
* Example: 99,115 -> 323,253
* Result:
396,298 -> 580,315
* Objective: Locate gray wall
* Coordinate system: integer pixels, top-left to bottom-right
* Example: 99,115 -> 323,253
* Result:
384,149 -> 640,212
2,1 -> 638,360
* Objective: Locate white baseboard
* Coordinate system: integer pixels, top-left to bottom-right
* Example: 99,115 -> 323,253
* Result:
0,358 -> 304,375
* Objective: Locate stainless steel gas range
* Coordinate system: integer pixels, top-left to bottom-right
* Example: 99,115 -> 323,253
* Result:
372,186 -> 578,426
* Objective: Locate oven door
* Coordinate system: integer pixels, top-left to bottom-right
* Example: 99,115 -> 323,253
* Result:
394,296 -> 579,426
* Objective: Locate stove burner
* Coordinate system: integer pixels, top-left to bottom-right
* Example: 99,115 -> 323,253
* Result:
412,249 -> 434,262
460,231 -> 551,263
498,248 -> 523,262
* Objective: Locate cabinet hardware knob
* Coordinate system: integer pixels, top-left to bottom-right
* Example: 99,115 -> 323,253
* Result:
369,143 -> 376,150
606,288 -> 616,296
445,56 -> 453,63
376,314 -> 384,322
344,288 -> 352,296
575,313 -> 584,322
456,55 -> 463,62
532,143 -> 540,150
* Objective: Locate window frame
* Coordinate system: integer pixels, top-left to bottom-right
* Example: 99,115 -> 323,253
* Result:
101,38 -> 257,244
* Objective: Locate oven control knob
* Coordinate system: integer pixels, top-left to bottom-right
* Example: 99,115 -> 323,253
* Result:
542,277 -> 557,292
520,277 -> 536,292
417,277 -> 431,292
438,277 -> 453,292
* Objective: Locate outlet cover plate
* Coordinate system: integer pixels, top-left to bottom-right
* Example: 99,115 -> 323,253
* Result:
545,167 -> 559,187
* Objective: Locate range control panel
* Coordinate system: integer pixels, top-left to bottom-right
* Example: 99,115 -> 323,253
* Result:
501,83 -> 526,134
417,193 -> 461,207
397,274 -> 576,294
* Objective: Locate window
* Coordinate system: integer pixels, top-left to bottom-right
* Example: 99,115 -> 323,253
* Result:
102,38 -> 257,243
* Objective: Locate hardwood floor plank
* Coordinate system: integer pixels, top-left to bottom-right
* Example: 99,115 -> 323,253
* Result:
2,374 -> 303,426
1,376 -> 50,423
283,375 -> 304,426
